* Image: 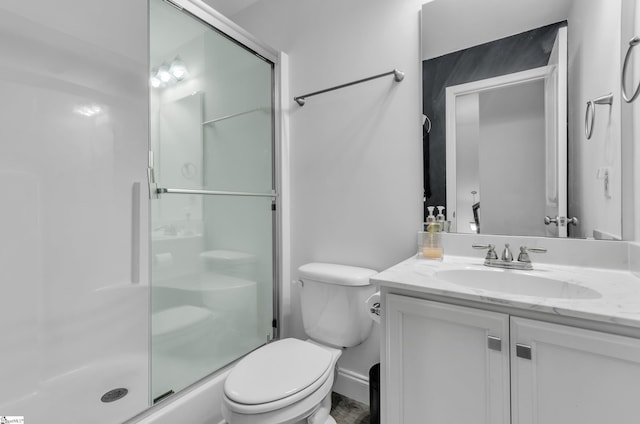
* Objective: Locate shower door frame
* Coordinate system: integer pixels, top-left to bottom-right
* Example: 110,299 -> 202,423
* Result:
150,0 -> 284,352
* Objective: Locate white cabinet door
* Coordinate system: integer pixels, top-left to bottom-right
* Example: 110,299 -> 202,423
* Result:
511,317 -> 640,424
384,294 -> 510,424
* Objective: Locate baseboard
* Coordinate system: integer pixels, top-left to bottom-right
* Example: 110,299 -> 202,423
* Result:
332,367 -> 370,406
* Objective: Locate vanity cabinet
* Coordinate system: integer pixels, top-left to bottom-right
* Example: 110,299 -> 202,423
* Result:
384,294 -> 640,424
384,294 -> 510,424
511,317 -> 640,424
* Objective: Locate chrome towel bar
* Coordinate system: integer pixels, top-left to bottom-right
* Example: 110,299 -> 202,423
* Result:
294,68 -> 404,106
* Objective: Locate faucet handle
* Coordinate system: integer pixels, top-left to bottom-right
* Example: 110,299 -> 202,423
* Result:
501,243 -> 514,262
517,246 -> 547,263
472,243 -> 498,260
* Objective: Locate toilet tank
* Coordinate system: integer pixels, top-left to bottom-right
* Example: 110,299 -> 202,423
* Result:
298,263 -> 377,348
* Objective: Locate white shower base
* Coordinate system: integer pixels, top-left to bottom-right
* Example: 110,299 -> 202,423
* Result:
1,355 -> 148,424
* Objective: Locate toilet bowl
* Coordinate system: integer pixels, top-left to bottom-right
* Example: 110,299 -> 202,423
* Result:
221,263 -> 378,424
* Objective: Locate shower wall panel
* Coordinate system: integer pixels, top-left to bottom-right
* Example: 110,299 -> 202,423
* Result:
0,1 -> 149,422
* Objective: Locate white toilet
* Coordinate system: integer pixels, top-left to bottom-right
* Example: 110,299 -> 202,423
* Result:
221,262 -> 378,424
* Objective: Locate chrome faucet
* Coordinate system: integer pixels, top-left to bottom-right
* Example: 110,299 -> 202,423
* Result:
501,243 -> 514,262
473,243 -> 546,270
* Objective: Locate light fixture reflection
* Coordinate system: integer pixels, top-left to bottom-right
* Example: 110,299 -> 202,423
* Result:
169,57 -> 187,80
74,104 -> 103,117
157,65 -> 172,83
150,57 -> 189,89
150,68 -> 161,88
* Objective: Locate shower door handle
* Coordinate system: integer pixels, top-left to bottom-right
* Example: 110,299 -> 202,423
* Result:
131,182 -> 141,284
155,187 -> 278,198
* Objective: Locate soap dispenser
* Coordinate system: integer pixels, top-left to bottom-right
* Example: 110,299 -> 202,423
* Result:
425,206 -> 436,231
418,207 -> 443,260
436,206 -> 446,232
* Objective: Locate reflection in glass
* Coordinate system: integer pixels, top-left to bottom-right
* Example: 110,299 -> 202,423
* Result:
149,0 -> 275,400
443,28 -> 567,238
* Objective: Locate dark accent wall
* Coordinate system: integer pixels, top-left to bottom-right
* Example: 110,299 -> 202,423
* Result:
422,22 -> 565,220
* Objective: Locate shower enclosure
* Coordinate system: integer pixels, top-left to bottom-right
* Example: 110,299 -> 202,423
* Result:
0,0 -> 279,422
148,0 -> 279,402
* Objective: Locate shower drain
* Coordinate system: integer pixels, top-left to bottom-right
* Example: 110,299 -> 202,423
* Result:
101,388 -> 128,403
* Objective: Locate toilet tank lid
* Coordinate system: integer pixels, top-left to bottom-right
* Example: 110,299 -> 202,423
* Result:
298,263 -> 378,286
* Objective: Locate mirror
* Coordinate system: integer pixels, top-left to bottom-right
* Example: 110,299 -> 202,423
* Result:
445,26 -> 567,238
421,0 -> 623,240
151,92 -> 204,238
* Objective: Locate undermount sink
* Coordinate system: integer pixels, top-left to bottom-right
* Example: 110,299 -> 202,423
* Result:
435,269 -> 601,299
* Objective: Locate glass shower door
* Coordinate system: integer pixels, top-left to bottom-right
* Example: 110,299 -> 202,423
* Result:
149,0 -> 275,401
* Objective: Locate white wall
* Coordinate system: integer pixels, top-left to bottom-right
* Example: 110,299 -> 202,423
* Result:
231,0 -> 424,403
567,0 -> 622,239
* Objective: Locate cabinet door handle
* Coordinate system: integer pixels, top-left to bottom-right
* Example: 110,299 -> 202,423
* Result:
516,343 -> 532,360
487,335 -> 502,351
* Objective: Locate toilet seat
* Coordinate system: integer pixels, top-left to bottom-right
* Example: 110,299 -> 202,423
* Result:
223,339 -> 339,415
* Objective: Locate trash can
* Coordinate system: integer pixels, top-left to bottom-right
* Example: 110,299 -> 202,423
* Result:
369,363 -> 380,424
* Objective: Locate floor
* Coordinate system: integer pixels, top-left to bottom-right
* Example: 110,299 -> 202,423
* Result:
330,392 -> 370,424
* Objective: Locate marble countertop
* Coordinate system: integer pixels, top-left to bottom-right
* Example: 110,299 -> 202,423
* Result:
372,255 -> 640,329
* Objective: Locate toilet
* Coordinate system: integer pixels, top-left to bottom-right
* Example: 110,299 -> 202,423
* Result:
221,262 -> 378,424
